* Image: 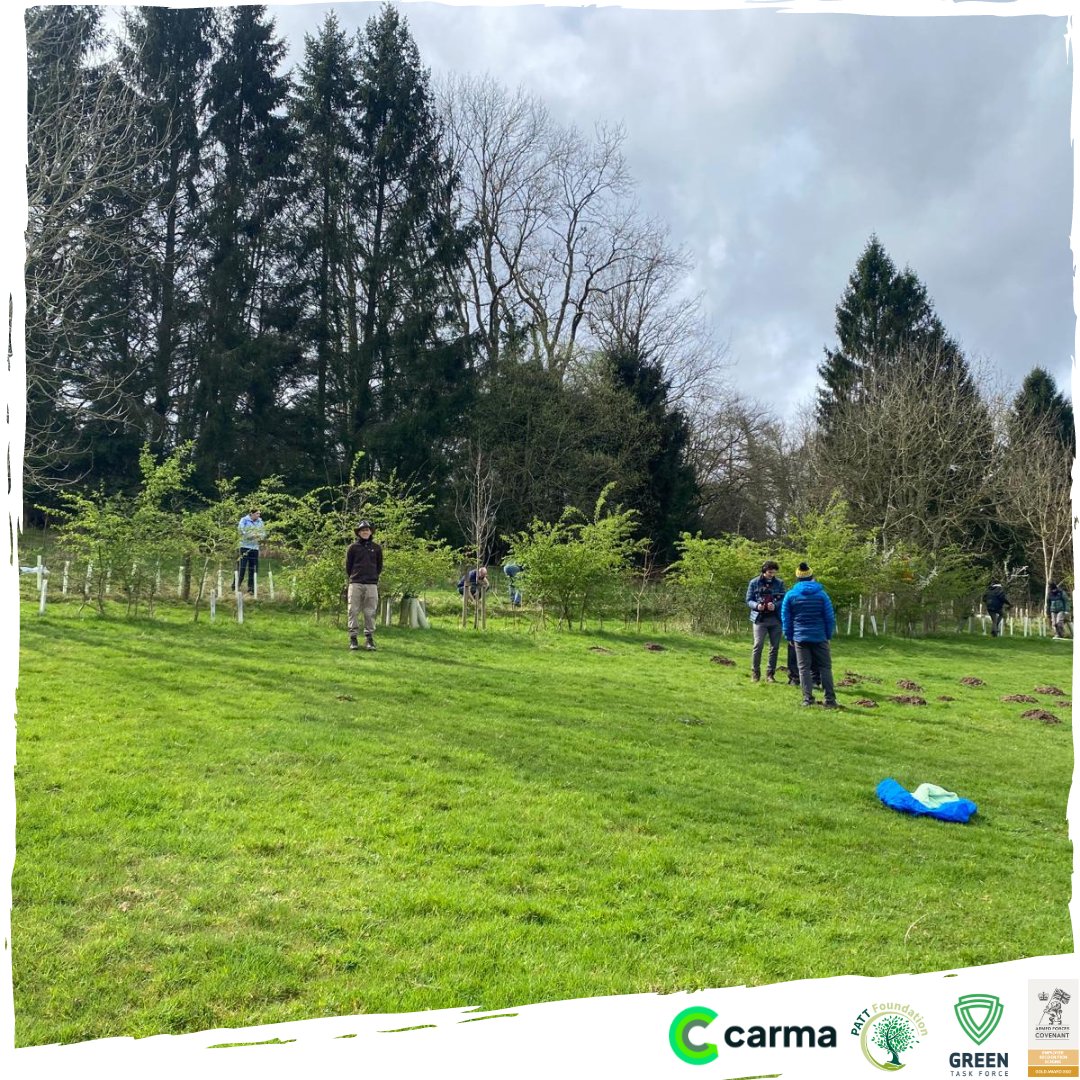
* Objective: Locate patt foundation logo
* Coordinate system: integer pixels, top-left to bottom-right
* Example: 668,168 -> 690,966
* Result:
1028,981 -> 1078,1078
851,1001 -> 928,1072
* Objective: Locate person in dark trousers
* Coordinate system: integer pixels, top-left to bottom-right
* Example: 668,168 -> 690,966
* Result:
746,560 -> 785,682
984,581 -> 1011,637
236,509 -> 266,595
345,520 -> 383,651
785,641 -> 821,689
1046,582 -> 1070,638
781,562 -> 838,708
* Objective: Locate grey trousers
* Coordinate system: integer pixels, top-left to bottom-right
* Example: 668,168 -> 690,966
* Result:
752,619 -> 782,676
794,640 -> 836,704
348,583 -> 379,636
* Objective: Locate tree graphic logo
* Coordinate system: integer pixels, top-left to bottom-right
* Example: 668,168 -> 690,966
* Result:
954,994 -> 1004,1045
860,1011 -> 921,1070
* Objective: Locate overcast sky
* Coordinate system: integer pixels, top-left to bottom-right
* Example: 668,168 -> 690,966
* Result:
43,3 -> 1078,421
258,3 -> 1072,419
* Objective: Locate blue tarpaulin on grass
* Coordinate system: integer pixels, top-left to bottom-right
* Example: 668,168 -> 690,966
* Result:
876,778 -> 977,823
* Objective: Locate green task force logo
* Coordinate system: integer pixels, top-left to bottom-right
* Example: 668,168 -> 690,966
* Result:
851,1003 -> 928,1071
954,994 -> 1004,1045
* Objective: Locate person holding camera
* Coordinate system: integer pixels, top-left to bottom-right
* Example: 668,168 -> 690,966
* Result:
746,560 -> 785,682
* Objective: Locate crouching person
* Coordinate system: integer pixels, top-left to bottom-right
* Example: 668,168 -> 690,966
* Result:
346,520 -> 383,651
780,562 -> 838,708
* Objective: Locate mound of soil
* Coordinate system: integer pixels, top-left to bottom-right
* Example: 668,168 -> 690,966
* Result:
588,646 -> 614,654
1001,694 -> 1038,703
896,679 -> 923,691
937,695 -> 956,702
960,677 -> 985,687
837,675 -> 859,687
890,695 -> 927,706
1021,709 -> 1062,724
709,654 -> 736,666
644,642 -> 665,652
854,698 -> 878,708
845,670 -> 882,683
1033,685 -> 1066,696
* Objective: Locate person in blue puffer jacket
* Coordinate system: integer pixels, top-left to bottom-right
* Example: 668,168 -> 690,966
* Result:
780,562 -> 838,708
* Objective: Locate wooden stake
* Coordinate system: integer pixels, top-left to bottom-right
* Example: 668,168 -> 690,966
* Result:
62,560 -> 69,596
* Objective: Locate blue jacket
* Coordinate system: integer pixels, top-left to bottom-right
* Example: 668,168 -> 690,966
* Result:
781,579 -> 835,642
746,575 -> 785,623
238,514 -> 267,551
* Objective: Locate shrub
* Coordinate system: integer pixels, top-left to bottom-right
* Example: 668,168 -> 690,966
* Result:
667,534 -> 770,633
503,486 -> 645,628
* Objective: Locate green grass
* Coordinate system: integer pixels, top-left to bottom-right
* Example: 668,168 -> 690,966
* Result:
12,597 -> 1074,1046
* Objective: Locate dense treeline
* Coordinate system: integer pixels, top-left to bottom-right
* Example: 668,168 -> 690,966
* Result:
24,5 -> 1073,599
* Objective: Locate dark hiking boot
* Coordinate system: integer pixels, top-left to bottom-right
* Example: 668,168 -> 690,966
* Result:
751,672 -> 761,683
801,698 -> 817,707
365,635 -> 376,652
823,700 -> 840,709
349,635 -> 359,651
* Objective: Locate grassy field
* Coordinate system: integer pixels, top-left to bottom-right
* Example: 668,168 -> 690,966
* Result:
12,596 -> 1074,1046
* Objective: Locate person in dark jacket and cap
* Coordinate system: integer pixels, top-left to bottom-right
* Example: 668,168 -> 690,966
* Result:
780,562 -> 838,708
983,581 -> 1011,637
345,520 -> 383,651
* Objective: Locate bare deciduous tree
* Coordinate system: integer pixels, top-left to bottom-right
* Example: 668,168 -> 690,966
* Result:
808,348 -> 993,553
994,411 -> 1074,603
25,9 -> 165,488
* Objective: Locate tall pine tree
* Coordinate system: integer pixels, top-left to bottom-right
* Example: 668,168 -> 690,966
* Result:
286,12 -> 362,482
817,235 -> 968,433
347,4 -> 475,484
119,7 -> 217,456
184,5 -> 296,491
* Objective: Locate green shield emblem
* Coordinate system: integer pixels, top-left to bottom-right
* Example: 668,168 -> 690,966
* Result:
954,994 -> 1004,1045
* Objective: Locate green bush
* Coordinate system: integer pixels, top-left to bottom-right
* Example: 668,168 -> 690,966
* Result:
504,486 -> 645,628
667,534 -> 770,633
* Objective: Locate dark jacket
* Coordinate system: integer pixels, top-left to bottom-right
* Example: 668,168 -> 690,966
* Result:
346,538 -> 383,584
746,574 -> 785,623
781,579 -> 836,643
1047,586 -> 1070,615
984,585 -> 1010,614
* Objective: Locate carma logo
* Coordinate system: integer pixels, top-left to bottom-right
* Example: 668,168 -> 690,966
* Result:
670,1006 -> 720,1065
669,1007 -> 838,1065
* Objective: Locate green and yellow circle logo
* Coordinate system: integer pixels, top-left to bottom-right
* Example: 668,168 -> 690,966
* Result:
860,1010 -> 921,1071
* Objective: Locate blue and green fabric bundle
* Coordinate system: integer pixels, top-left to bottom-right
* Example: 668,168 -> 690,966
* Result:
876,778 -> 977,823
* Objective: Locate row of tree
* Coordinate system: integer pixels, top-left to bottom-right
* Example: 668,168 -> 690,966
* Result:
25,6 -> 1073,597
44,445 -> 1006,636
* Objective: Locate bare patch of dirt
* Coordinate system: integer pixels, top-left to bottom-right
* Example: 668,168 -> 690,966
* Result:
1033,685 -> 1066,696
960,677 -> 985,687
937,695 -> 956,702
709,655 -> 736,666
891,695 -> 927,706
588,646 -> 614,654
1001,694 -> 1038,703
837,676 -> 859,687
854,698 -> 878,708
845,670 -> 882,683
896,679 -> 923,691
644,643 -> 665,652
335,694 -> 355,701
1021,709 -> 1062,724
